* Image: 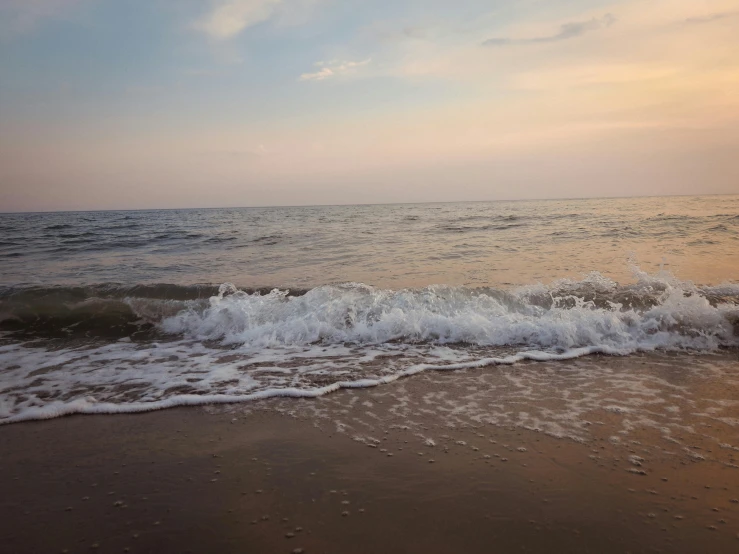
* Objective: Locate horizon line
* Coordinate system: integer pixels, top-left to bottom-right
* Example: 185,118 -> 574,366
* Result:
1,192 -> 736,215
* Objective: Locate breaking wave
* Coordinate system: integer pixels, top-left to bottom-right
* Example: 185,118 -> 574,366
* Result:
3,269 -> 737,349
163,279 -> 738,352
1,267 -> 738,425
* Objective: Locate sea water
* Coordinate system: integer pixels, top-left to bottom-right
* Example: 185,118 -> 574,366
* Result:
1,195 -> 737,424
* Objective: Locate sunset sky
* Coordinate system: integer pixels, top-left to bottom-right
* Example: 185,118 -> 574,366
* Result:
1,0 -> 738,211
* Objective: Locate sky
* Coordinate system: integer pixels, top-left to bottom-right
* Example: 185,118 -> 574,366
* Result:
0,0 -> 738,211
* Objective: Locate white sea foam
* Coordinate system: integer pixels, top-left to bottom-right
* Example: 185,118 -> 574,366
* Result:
0,342 -> 620,425
0,269 -> 737,425
159,274 -> 738,351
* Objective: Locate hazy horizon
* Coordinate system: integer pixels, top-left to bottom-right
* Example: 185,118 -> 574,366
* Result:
1,191 -> 738,215
1,1 -> 738,212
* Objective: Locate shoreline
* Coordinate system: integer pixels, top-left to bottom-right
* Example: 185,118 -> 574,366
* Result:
2,358 -> 739,553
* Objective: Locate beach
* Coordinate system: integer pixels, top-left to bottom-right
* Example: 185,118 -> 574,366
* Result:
1,196 -> 738,552
2,353 -> 738,554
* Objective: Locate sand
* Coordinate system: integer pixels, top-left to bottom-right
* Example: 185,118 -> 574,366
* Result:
2,357 -> 739,554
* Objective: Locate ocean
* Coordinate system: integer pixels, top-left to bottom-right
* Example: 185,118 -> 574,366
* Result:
1,194 -> 738,430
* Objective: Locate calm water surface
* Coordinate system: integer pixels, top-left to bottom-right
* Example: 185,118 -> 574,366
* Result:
2,195 -> 738,289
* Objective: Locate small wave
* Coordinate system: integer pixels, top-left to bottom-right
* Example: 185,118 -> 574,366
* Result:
547,213 -> 580,220
159,275 -> 738,351
708,224 -> 730,232
2,272 -> 738,344
103,223 -> 142,230
448,214 -> 525,225
58,232 -> 96,239
439,222 -> 526,233
1,268 -> 738,425
0,284 -> 310,338
649,214 -> 690,222
488,223 -> 525,230
103,240 -> 148,249
205,236 -> 237,243
250,234 -> 282,244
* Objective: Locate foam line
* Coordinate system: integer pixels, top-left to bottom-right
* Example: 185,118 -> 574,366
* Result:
0,345 -> 622,425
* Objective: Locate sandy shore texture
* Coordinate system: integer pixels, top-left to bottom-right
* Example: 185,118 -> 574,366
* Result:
2,354 -> 739,553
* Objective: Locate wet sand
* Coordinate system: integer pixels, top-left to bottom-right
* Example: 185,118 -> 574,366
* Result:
2,359 -> 739,554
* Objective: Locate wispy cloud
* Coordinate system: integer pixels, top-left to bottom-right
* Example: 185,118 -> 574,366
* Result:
0,0 -> 85,39
195,0 -> 324,40
684,12 -> 737,24
299,58 -> 372,81
483,14 -> 616,46
196,0 -> 282,40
